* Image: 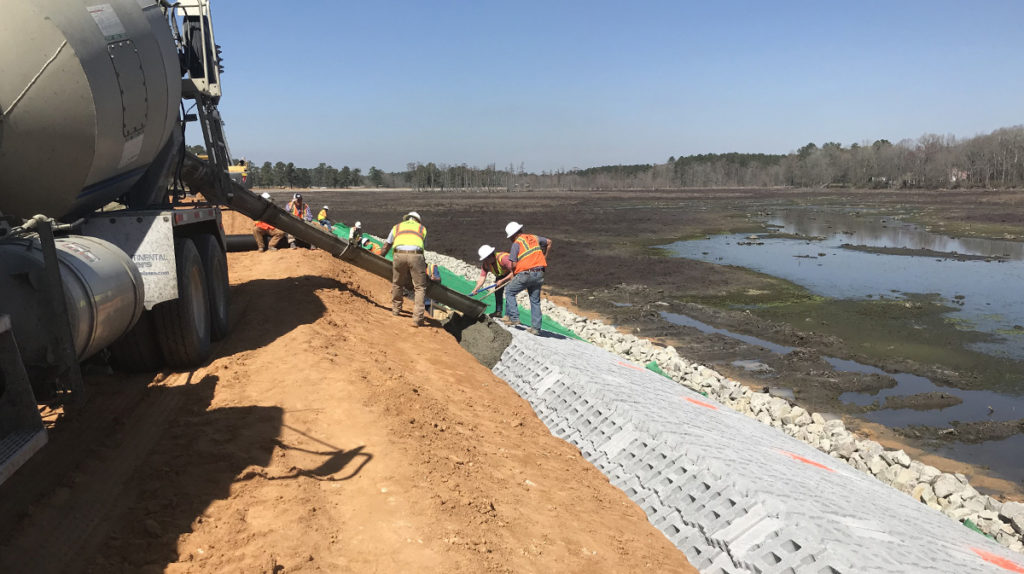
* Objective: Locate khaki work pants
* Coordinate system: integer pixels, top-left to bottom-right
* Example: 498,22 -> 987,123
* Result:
392,251 -> 427,321
253,225 -> 286,250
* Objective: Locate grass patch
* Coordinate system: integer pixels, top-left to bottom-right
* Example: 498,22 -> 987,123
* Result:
753,296 -> 1024,392
679,270 -> 816,308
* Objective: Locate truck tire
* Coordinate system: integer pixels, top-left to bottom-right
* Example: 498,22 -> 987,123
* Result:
194,233 -> 231,341
109,310 -> 165,373
153,238 -> 211,368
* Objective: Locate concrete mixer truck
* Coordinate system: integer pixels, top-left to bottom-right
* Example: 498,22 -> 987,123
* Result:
0,0 -> 486,485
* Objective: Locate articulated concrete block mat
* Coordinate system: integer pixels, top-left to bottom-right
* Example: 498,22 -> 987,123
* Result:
493,327 -> 1024,573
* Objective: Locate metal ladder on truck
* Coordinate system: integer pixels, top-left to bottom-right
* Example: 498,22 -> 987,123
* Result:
0,315 -> 47,485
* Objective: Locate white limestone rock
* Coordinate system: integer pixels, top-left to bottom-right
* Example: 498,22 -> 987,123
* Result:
880,449 -> 911,468
868,455 -> 889,477
999,501 -> 1024,534
932,474 -> 961,499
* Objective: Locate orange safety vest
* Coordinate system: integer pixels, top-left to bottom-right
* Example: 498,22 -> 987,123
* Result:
367,243 -> 383,255
391,220 -> 426,249
288,200 -> 309,220
513,234 -> 546,273
255,221 -> 275,231
487,251 -> 511,278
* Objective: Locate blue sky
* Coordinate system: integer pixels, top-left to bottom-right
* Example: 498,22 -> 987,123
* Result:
206,0 -> 1024,173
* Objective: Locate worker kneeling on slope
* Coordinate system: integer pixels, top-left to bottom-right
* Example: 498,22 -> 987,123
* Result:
253,192 -> 287,251
316,205 -> 332,230
379,211 -> 428,327
471,244 -> 513,319
499,221 -> 552,335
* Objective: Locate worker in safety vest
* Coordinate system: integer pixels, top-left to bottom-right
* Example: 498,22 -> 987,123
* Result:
471,244 -> 513,319
359,237 -> 384,256
349,221 -> 363,242
253,192 -> 287,251
283,193 -> 311,248
379,211 -> 428,327
286,193 -> 313,221
500,221 -> 552,335
316,205 -> 331,229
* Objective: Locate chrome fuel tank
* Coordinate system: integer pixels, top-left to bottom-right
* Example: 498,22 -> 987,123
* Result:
0,235 -> 145,366
0,0 -> 181,220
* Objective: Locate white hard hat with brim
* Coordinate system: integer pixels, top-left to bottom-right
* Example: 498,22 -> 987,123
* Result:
478,244 -> 495,261
505,221 -> 523,238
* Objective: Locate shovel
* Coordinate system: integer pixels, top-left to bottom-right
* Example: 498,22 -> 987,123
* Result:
472,283 -> 497,298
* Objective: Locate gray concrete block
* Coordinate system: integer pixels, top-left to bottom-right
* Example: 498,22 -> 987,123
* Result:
490,326 -> 1024,573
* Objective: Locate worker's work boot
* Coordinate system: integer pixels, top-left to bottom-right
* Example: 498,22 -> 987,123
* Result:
527,328 -> 541,336
500,316 -> 516,326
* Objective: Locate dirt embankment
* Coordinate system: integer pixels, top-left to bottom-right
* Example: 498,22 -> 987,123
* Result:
0,242 -> 694,573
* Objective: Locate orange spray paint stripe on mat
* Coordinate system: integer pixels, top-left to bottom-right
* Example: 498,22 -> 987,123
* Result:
684,397 -> 718,410
776,449 -> 835,472
616,361 -> 645,371
970,547 -> 1024,573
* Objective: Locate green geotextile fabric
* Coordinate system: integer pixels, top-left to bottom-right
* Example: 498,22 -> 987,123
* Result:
330,222 -> 581,340
645,361 -> 672,379
962,519 -> 995,540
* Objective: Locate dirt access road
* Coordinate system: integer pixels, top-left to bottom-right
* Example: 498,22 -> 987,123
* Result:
0,243 -> 694,573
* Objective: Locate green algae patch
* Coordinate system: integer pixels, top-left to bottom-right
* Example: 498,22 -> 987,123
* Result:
753,296 -> 1024,392
678,269 -> 815,308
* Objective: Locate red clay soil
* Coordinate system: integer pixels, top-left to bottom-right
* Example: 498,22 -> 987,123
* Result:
0,222 -> 694,573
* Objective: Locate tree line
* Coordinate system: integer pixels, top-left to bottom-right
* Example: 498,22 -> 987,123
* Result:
231,124 -> 1024,191
244,161 -> 387,189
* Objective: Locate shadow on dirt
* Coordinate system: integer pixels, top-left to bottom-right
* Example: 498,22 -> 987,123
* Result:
216,274 -> 386,359
79,374 -> 372,572
1,373 -> 377,573
74,374 -> 282,573
0,375 -> 276,573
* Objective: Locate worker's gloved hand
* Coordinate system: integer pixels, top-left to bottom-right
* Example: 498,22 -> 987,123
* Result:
470,288 -> 478,296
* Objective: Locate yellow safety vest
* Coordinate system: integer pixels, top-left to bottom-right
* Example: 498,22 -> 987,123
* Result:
391,220 -> 426,249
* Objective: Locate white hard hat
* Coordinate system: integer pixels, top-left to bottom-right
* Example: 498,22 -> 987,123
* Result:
354,220 -> 362,228
478,244 -> 496,261
260,192 -> 271,199
505,221 -> 523,238
405,211 -> 422,222
359,237 -> 369,247
323,205 -> 329,210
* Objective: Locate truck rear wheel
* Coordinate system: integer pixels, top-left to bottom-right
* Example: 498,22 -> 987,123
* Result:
153,238 -> 211,368
109,310 -> 164,373
194,234 -> 230,341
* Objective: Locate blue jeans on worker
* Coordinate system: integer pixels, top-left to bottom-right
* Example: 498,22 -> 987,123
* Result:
504,269 -> 544,329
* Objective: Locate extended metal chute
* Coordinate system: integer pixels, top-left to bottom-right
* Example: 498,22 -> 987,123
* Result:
178,153 -> 487,319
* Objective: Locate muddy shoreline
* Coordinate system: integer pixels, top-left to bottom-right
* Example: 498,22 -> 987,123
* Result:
265,186 -> 1024,490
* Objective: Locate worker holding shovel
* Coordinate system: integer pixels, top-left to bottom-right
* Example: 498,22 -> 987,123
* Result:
500,222 -> 552,335
471,245 -> 513,319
